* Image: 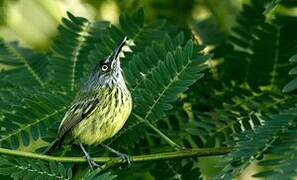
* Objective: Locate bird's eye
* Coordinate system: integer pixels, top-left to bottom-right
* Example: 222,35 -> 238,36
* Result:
101,64 -> 109,72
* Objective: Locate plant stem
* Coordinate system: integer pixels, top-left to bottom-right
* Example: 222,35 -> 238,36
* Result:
145,121 -> 181,149
0,147 -> 232,163
132,113 -> 181,149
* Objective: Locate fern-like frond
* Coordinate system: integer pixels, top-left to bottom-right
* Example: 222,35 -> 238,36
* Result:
195,84 -> 291,147
0,156 -> 72,180
133,40 -> 208,121
48,12 -> 109,90
150,82 -> 293,151
125,33 -> 186,91
0,40 -> 47,87
214,106 -> 297,179
0,87 -> 73,150
253,127 -> 297,179
108,35 -> 210,148
215,0 -> 297,88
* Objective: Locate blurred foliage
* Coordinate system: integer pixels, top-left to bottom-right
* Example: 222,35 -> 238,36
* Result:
1,0 -> 297,179
0,0 -> 245,50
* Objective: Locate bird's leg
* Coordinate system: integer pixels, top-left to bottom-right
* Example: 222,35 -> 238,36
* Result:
79,143 -> 100,170
101,144 -> 131,166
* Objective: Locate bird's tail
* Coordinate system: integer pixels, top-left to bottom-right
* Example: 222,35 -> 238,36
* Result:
43,138 -> 61,154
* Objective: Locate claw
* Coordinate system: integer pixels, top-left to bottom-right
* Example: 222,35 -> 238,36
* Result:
79,143 -> 101,170
119,153 -> 131,166
101,144 -> 132,167
86,155 -> 101,170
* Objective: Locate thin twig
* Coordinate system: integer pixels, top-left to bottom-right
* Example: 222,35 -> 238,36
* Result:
145,121 -> 182,150
132,113 -> 182,149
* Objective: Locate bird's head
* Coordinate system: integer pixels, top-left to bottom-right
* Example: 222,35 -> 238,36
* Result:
86,36 -> 128,89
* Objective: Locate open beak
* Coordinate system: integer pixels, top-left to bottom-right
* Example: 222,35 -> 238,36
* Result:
110,36 -> 127,63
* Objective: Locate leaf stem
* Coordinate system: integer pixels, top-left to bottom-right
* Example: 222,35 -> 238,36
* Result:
0,147 -> 232,164
132,113 -> 181,149
146,121 -> 181,150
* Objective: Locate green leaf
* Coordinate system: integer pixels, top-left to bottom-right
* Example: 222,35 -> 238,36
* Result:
283,53 -> 297,92
215,107 -> 297,179
215,1 -> 297,88
0,156 -> 72,180
48,12 -> 109,90
0,40 -> 47,87
254,130 -> 297,179
0,86 -> 74,149
289,54 -> 297,62
283,77 -> 297,92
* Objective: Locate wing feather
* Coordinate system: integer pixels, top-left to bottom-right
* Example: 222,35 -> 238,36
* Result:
58,91 -> 100,138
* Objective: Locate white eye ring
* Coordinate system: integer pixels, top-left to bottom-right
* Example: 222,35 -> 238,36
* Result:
101,64 -> 109,71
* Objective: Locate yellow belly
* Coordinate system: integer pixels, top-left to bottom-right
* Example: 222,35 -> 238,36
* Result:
70,88 -> 132,145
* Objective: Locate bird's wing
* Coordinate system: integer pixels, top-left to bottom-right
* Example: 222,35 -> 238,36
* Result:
58,91 -> 100,138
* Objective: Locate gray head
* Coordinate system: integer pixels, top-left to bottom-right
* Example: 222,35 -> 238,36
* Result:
85,36 -> 127,90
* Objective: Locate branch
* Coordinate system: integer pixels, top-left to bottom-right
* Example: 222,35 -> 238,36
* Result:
0,147 -> 232,164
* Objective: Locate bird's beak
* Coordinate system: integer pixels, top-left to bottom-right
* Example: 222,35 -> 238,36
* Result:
110,36 -> 127,65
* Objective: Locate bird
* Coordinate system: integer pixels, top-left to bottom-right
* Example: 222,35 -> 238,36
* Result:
43,37 -> 132,170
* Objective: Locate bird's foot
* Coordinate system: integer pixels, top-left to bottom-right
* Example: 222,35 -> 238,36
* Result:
85,154 -> 101,170
101,144 -> 132,166
118,152 -> 131,166
79,143 -> 101,170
